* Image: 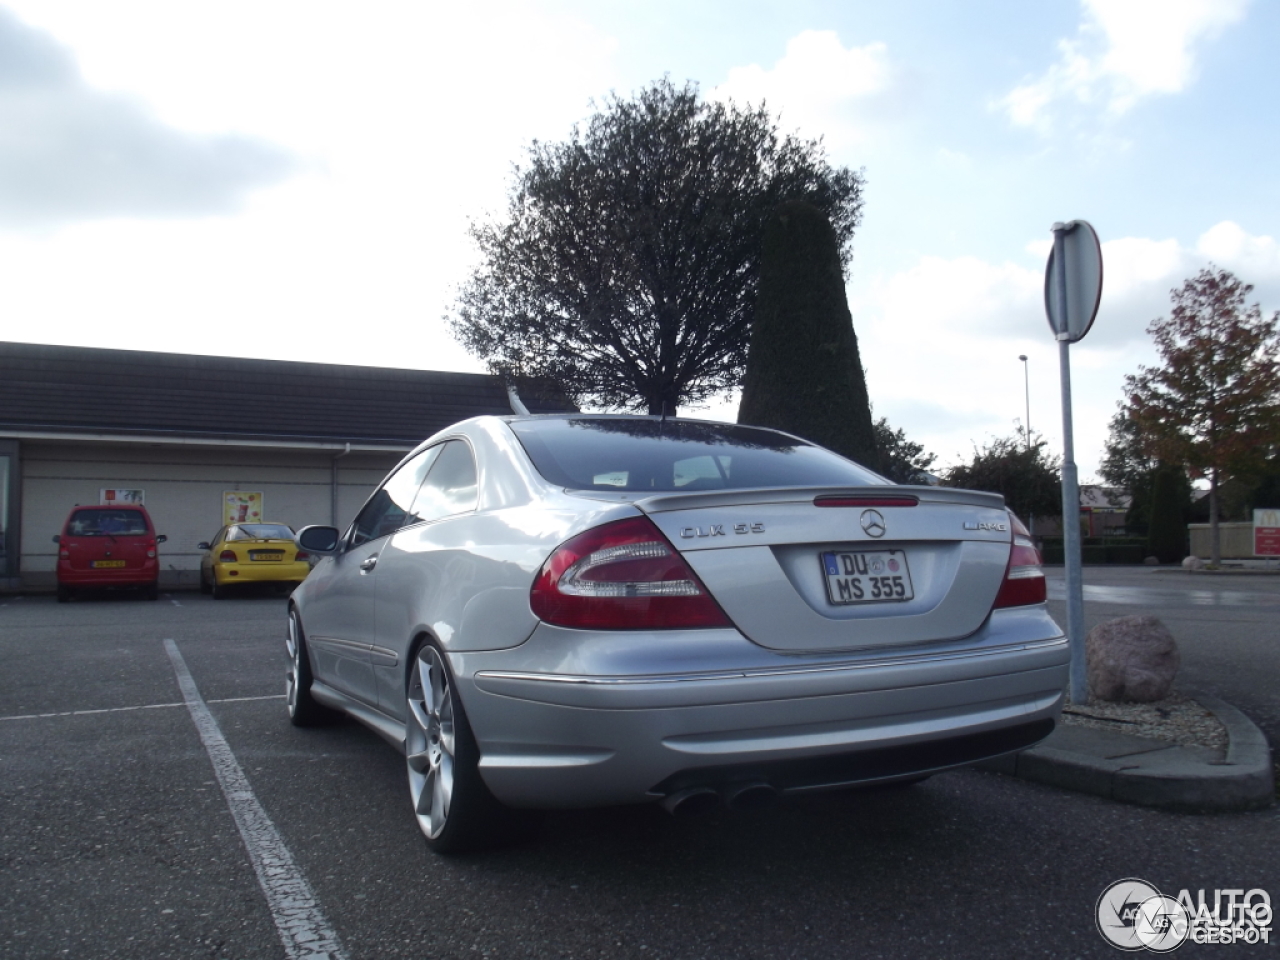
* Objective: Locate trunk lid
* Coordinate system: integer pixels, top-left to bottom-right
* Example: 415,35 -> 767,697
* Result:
635,486 -> 1013,653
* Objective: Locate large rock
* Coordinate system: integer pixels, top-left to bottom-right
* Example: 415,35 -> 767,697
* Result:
1086,616 -> 1180,703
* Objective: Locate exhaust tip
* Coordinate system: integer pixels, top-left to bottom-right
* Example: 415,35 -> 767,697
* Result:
721,782 -> 778,811
660,787 -> 720,817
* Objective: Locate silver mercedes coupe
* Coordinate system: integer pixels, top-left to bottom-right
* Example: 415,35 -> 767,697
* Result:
290,415 -> 1067,852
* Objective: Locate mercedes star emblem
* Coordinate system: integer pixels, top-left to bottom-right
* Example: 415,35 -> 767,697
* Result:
860,509 -> 886,538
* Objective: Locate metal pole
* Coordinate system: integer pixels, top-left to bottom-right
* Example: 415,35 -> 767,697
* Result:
1018,355 -> 1030,449
1019,354 -> 1035,537
1053,227 -> 1088,704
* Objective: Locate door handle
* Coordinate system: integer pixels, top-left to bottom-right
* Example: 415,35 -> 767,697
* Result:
359,556 -> 378,572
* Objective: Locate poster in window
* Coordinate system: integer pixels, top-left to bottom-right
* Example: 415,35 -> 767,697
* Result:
223,491 -> 264,525
101,488 -> 145,505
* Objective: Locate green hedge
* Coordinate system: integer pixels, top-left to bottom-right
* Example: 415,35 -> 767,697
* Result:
1038,538 -> 1149,565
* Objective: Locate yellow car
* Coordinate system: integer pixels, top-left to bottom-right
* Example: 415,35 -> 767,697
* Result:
198,522 -> 310,599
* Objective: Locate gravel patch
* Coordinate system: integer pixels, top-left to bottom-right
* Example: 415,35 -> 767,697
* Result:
1060,690 -> 1229,751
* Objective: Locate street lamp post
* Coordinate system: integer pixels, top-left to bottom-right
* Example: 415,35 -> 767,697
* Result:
1018,354 -> 1030,450
1019,354 -> 1035,539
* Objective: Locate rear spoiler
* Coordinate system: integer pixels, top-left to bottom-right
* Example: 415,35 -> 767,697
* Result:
631,485 -> 1007,515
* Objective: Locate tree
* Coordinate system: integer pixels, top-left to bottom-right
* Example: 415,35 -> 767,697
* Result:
1100,408 -> 1160,535
449,78 -> 865,414
874,416 -> 937,484
1146,464 -> 1190,563
1123,268 -> 1280,565
1248,456 -> 1280,511
736,201 -> 876,464
944,431 -> 1062,522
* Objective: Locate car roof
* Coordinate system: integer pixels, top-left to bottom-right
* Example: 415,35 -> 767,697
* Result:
67,503 -> 149,511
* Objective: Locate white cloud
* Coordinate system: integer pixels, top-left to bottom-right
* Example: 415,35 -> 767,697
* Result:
0,7 -> 294,229
0,0 -> 624,374
935,148 -> 973,172
998,0 -> 1249,132
712,30 -> 897,151
856,221 -> 1280,476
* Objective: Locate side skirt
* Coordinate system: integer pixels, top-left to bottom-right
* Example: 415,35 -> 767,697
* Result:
310,680 -> 406,753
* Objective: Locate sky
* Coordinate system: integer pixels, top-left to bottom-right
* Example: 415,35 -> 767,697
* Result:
2,0 -> 1278,480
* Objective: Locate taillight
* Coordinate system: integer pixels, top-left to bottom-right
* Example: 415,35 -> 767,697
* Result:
219,550 -> 237,563
531,516 -> 732,630
993,511 -> 1046,608
295,551 -> 310,561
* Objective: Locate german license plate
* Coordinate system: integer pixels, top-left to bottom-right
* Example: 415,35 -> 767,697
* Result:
92,560 -> 127,568
250,551 -> 283,561
821,550 -> 913,605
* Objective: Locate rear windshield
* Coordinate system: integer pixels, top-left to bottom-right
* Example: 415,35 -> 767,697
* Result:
508,418 -> 885,493
66,509 -> 151,536
229,524 -> 295,540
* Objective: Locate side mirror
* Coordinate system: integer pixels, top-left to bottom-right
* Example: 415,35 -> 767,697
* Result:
52,535 -> 60,543
196,542 -> 210,551
297,525 -> 342,556
156,534 -> 168,544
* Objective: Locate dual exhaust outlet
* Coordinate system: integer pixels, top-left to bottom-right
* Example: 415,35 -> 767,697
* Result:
660,782 -> 779,817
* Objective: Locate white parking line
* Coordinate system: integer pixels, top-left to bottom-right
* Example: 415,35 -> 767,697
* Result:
166,594 -> 183,607
164,639 -> 348,960
0,694 -> 284,723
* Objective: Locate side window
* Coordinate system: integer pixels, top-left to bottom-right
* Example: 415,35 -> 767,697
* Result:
211,527 -> 226,545
349,447 -> 441,548
408,440 -> 478,525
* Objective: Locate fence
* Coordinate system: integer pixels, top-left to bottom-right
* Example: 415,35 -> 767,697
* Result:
1187,522 -> 1256,559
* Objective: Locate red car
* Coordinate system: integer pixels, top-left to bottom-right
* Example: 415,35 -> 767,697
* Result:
53,504 -> 167,602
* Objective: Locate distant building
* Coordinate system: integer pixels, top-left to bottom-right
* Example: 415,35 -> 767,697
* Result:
0,342 -> 570,591
1032,484 -> 1130,537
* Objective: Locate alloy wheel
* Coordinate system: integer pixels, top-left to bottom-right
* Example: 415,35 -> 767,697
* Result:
406,646 -> 455,840
285,612 -> 302,718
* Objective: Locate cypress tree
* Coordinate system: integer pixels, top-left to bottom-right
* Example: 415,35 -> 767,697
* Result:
1147,464 -> 1189,563
737,201 -> 877,465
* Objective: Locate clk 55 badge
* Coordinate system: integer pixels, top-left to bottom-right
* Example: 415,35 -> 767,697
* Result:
680,522 -> 765,538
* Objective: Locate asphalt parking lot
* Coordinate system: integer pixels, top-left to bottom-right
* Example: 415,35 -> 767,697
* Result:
1,570 -> 1277,959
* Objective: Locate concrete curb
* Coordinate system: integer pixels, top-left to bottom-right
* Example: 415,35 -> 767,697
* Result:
977,692 -> 1275,813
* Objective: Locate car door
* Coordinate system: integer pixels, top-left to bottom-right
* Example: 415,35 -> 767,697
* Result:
304,446 -> 440,705
199,527 -> 225,585
373,439 -> 479,716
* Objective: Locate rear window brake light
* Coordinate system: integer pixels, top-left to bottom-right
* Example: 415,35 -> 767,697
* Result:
814,495 -> 919,508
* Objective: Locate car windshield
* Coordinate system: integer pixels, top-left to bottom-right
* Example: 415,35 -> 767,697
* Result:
66,509 -> 150,536
230,524 -> 295,540
507,417 -> 885,493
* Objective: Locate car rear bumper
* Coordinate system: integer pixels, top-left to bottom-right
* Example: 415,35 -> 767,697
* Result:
451,606 -> 1069,808
58,567 -> 157,587
214,562 -> 310,584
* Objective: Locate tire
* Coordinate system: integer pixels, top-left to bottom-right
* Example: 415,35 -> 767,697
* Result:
211,579 -> 227,600
285,608 -> 336,727
56,584 -> 72,603
144,583 -> 159,601
199,571 -> 212,595
405,642 -> 539,854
